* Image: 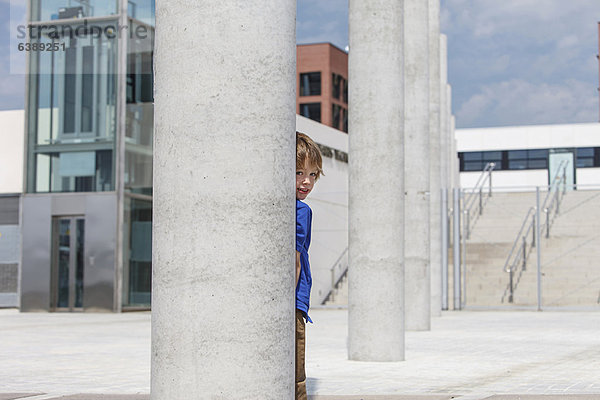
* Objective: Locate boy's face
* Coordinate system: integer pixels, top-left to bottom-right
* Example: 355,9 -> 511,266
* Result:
296,159 -> 318,200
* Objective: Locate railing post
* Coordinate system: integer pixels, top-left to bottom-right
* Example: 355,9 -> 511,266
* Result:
479,187 -> 483,215
536,187 -> 542,311
330,266 -> 336,302
461,190 -> 467,309
465,210 -> 471,239
522,236 -> 527,271
508,268 -> 514,303
545,209 -> 550,238
531,214 -> 536,248
488,165 -> 493,197
441,188 -> 449,310
555,189 -> 560,214
453,188 -> 461,310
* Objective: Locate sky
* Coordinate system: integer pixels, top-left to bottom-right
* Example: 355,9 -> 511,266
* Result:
1,0 -> 599,128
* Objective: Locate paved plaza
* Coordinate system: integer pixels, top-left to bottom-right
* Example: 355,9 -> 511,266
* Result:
1,308 -> 599,399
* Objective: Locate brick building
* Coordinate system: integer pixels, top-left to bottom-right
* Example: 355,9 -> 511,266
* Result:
297,43 -> 348,133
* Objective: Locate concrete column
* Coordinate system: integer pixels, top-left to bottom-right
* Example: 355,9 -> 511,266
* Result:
404,0 -> 430,331
446,84 -> 453,190
348,0 -> 405,361
152,2 -> 296,399
439,34 -> 448,192
428,0 -> 442,318
451,115 -> 459,188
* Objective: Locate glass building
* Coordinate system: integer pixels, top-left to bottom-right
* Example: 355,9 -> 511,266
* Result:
21,0 -> 154,311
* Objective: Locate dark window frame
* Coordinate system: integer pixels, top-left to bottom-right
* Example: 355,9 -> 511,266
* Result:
299,72 -> 321,96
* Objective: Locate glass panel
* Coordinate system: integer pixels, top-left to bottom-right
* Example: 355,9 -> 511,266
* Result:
63,46 -> 77,133
577,147 -> 594,158
508,160 -> 527,170
126,19 -> 154,195
528,159 -> 547,169
35,150 -> 112,192
343,79 -> 348,103
299,72 -> 321,96
332,73 -> 342,99
332,104 -> 341,129
483,151 -> 502,161
31,21 -> 118,145
464,161 -> 483,171
36,153 -> 51,192
576,158 -> 594,168
75,219 -> 85,308
128,0 -> 155,26
299,103 -> 321,122
463,152 -> 482,161
123,197 -> 152,307
508,150 -> 527,160
528,149 -> 548,159
32,0 -> 118,21
81,45 -> 94,133
57,219 -> 70,308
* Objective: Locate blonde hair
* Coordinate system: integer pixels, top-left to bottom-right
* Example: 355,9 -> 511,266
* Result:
296,132 -> 324,180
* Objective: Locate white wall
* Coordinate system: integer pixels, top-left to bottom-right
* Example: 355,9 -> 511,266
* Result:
0,110 -> 25,194
456,123 -> 600,151
456,123 -> 600,191
296,115 -> 348,306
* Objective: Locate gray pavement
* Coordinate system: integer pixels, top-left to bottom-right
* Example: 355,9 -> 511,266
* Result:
1,308 -> 600,399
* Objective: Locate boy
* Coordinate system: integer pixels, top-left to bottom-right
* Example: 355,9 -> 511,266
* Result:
295,132 -> 323,400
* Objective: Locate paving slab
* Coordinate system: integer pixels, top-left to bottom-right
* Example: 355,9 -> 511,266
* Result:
1,308 -> 600,398
0,395 -> 43,400
482,396 -> 600,400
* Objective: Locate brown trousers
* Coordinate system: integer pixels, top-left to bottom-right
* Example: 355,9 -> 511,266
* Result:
295,309 -> 307,400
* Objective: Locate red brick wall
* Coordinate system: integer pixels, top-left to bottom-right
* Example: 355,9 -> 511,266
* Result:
297,43 -> 348,132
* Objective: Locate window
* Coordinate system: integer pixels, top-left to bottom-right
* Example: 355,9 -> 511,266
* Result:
34,150 -> 113,192
343,79 -> 348,103
459,149 -> 550,172
459,151 -> 502,172
576,147 -> 595,168
299,72 -> 321,96
332,104 -> 342,130
31,0 -> 118,21
508,149 -> 547,170
299,103 -> 321,122
332,73 -> 343,99
342,108 -> 348,133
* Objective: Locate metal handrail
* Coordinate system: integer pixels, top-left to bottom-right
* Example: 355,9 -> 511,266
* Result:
503,207 -> 537,274
502,160 -> 569,303
540,160 -> 568,238
321,246 -> 349,304
463,162 -> 495,239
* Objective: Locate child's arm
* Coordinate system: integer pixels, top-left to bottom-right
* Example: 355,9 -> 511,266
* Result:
296,250 -> 301,286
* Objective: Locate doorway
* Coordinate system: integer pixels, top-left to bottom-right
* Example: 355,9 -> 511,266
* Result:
51,216 -> 85,311
548,150 -> 574,190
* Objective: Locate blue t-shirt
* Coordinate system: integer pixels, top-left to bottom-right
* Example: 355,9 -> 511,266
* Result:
296,199 -> 313,323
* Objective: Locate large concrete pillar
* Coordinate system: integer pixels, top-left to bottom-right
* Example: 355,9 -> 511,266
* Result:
152,2 -> 296,399
428,0 -> 442,318
348,0 -> 405,361
446,84 -> 453,190
404,0 -> 430,331
451,115 -> 459,189
439,34 -> 448,192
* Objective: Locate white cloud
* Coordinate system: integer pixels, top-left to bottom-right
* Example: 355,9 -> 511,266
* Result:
443,0 -> 600,127
457,79 -> 598,128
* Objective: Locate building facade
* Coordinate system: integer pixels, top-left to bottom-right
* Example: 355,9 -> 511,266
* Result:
457,123 -> 600,190
20,0 -> 154,311
297,43 -> 348,133
4,35 -> 350,312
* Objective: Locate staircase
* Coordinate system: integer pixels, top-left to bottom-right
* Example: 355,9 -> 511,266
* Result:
464,189 -> 600,308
